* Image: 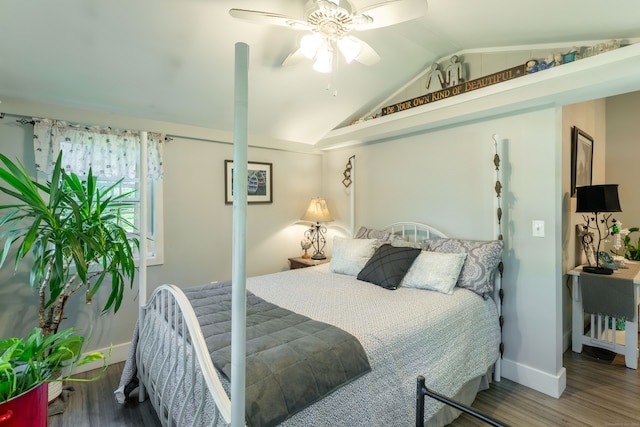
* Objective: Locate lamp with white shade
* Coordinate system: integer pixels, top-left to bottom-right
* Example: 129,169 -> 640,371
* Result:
301,198 -> 333,260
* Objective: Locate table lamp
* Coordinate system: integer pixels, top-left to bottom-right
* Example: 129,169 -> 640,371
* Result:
576,184 -> 622,275
301,198 -> 333,260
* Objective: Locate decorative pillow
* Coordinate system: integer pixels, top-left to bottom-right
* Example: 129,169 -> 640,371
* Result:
391,239 -> 430,250
400,251 -> 467,295
329,237 -> 377,276
355,226 -> 400,246
427,238 -> 503,298
356,244 -> 421,290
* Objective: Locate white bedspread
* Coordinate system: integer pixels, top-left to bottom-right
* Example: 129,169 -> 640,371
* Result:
118,263 -> 500,426
245,263 -> 500,426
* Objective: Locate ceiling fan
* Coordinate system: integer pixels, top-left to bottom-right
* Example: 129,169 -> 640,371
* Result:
229,0 -> 428,73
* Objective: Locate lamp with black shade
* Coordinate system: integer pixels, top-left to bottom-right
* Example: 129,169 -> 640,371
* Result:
301,198 -> 333,260
576,184 -> 622,275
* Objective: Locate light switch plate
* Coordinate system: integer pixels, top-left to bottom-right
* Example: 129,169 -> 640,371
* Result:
532,220 -> 545,237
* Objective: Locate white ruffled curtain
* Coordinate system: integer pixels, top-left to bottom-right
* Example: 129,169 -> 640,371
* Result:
33,118 -> 164,180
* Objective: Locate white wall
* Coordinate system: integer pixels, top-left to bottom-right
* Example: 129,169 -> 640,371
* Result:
323,107 -> 566,397
0,105 -> 323,360
606,91 -> 640,230
560,99 -> 607,351
0,88 -> 621,397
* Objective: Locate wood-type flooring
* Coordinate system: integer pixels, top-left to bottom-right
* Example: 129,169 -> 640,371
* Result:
47,347 -> 639,427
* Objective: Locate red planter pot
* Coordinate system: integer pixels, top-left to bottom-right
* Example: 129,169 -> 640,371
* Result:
0,382 -> 48,427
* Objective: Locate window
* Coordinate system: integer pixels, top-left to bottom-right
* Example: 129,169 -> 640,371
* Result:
34,119 -> 164,265
92,175 -> 164,265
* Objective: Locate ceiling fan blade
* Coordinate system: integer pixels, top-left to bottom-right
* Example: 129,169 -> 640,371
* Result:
229,8 -> 310,30
282,48 -> 308,67
352,37 -> 380,66
354,0 -> 427,30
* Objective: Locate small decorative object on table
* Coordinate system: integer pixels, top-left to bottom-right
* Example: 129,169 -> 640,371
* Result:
300,238 -> 312,259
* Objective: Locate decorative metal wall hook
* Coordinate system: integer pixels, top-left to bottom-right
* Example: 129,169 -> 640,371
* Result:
342,155 -> 355,188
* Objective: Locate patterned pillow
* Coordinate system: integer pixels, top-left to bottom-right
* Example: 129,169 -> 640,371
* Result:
427,238 -> 503,298
356,244 -> 421,290
400,251 -> 467,295
329,237 -> 377,276
391,239 -> 430,250
355,226 -> 400,246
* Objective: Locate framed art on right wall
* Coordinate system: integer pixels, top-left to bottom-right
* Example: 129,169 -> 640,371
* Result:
571,126 -> 594,197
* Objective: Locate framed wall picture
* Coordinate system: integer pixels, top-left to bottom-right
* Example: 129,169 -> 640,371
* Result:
225,160 -> 273,204
570,126 -> 594,197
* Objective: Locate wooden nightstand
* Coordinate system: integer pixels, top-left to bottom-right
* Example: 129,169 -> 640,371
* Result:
288,257 -> 331,270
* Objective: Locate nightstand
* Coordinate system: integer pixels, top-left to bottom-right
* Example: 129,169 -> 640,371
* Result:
288,257 -> 331,270
569,262 -> 640,369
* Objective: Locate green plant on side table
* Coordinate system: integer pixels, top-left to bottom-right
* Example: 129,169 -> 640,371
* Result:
0,151 -> 139,414
612,227 -> 640,261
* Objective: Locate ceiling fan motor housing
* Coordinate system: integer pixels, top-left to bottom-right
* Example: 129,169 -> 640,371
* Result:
305,0 -> 372,40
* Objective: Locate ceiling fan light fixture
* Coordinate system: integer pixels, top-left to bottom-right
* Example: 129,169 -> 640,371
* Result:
300,33 -> 323,59
313,44 -> 333,73
230,0 -> 426,78
337,36 -> 361,63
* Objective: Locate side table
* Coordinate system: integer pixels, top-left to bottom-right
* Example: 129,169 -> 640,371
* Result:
288,257 -> 331,270
569,262 -> 640,369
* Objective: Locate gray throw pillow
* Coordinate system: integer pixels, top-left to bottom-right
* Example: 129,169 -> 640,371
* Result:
357,244 -> 421,290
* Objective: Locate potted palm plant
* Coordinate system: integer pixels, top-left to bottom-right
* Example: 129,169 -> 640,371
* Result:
0,151 -> 138,337
0,150 -> 139,407
0,327 -> 107,426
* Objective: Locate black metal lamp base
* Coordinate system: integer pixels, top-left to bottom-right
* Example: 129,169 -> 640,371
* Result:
311,254 -> 326,260
583,266 -> 614,275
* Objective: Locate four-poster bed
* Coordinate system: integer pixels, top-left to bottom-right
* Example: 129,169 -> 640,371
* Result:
116,221 -> 504,426
116,44 -> 507,427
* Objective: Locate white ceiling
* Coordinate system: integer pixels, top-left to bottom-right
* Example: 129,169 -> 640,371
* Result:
1,0 -> 639,145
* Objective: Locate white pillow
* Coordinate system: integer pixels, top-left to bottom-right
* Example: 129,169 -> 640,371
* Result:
329,237 -> 376,276
401,251 -> 467,295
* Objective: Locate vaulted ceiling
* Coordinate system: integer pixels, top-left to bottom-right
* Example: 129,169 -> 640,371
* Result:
1,0 -> 639,145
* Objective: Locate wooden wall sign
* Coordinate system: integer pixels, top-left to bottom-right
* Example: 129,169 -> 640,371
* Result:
381,63 -> 527,116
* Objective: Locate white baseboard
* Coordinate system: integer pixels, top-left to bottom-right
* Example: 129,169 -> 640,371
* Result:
72,341 -> 131,375
501,358 -> 567,398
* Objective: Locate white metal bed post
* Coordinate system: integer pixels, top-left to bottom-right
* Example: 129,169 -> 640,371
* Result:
350,157 -> 356,236
138,131 -> 149,401
231,42 -> 249,427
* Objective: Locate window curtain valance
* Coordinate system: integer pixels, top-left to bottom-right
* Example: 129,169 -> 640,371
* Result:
33,118 -> 164,180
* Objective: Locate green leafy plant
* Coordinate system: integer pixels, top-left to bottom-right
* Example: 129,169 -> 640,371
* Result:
0,151 -> 139,336
613,227 -> 640,261
0,327 -> 107,402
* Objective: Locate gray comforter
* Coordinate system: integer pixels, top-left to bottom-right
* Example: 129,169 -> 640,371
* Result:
182,281 -> 371,427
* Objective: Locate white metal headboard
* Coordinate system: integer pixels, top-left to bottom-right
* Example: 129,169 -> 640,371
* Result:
382,220 -> 502,382
382,221 -> 447,242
